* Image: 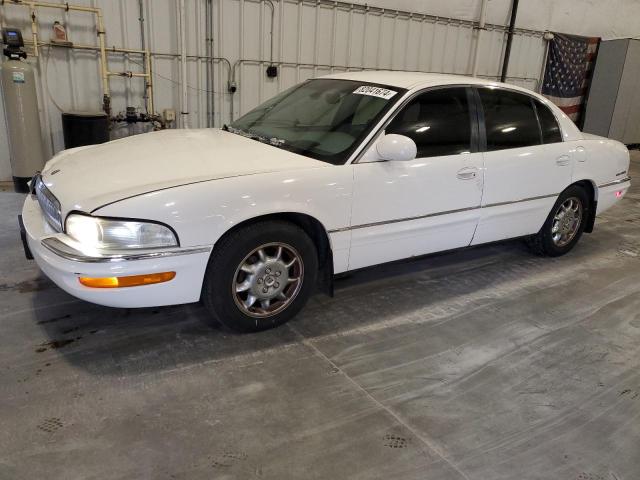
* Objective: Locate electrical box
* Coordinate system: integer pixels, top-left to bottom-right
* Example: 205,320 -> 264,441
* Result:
2,28 -> 23,48
2,27 -> 26,59
163,108 -> 176,123
266,65 -> 278,78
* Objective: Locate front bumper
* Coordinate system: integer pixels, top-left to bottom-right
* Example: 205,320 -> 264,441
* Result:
21,195 -> 212,308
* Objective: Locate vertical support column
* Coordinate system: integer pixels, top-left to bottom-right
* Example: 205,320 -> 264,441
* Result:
500,0 -> 519,83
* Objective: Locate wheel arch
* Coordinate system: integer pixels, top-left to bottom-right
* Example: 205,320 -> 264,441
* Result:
212,212 -> 335,296
569,179 -> 597,233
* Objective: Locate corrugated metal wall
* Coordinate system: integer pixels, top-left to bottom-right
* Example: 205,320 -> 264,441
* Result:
0,0 -> 548,180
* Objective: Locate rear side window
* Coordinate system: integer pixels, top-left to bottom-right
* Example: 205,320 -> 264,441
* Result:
479,88 -> 541,151
535,101 -> 562,143
386,88 -> 472,158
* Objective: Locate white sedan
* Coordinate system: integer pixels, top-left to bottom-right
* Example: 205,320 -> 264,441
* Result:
20,72 -> 631,332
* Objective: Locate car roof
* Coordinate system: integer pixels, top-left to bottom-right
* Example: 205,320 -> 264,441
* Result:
320,70 -> 527,92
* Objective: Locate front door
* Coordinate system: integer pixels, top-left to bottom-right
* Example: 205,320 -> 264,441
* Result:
348,87 -> 484,270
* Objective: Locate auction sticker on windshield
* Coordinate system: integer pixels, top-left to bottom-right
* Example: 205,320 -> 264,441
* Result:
352,85 -> 397,100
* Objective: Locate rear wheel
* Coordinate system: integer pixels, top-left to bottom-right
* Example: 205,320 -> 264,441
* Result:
526,185 -> 590,257
202,221 -> 318,332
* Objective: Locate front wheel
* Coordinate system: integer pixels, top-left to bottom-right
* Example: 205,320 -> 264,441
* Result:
526,185 -> 590,257
202,221 -> 318,332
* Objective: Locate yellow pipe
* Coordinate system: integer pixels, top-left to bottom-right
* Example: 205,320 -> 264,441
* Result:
9,0 -> 114,108
5,0 -> 161,116
107,71 -> 150,78
96,9 -> 109,97
28,3 -> 38,57
144,50 -> 154,115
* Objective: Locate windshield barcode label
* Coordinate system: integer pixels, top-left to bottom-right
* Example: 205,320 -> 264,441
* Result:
353,86 -> 397,100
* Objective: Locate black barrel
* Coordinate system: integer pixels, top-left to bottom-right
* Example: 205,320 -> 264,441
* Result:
61,111 -> 109,149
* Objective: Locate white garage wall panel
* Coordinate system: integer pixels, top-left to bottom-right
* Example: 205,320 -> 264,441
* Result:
0,0 -> 638,181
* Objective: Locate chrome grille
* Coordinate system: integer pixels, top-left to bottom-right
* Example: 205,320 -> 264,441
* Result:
34,175 -> 63,232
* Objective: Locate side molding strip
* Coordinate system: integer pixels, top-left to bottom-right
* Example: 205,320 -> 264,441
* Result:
329,192 -> 561,234
598,176 -> 631,189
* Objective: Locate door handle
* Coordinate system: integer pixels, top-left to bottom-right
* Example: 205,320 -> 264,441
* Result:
576,146 -> 586,162
556,155 -> 570,166
456,167 -> 478,180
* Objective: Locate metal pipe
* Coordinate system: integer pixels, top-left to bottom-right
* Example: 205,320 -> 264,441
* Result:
281,0 -> 543,36
178,0 -> 189,128
138,0 -> 150,113
264,0 -> 275,64
231,58 -> 538,82
107,71 -> 150,78
500,0 -> 519,83
205,0 -> 214,127
471,0 -> 488,77
144,50 -> 154,116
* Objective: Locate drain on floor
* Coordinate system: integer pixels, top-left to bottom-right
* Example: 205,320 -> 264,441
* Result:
383,434 -> 408,449
37,417 -> 63,433
575,473 -> 606,480
209,452 -> 248,468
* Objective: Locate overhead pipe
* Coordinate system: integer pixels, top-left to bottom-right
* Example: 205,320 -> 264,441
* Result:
471,0 -> 488,77
178,0 -> 189,128
500,0 -> 519,83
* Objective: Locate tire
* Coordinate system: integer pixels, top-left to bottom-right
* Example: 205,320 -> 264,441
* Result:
202,220 -> 318,333
526,185 -> 590,257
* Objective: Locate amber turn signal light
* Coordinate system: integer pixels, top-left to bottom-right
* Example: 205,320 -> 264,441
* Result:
79,272 -> 176,288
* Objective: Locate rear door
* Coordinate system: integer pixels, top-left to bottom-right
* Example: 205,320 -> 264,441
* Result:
471,87 -> 574,245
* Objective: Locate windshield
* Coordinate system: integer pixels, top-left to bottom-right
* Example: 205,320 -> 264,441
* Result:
228,79 -> 406,165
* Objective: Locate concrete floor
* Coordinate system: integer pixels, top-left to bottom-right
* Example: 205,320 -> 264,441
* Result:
1,154 -> 640,480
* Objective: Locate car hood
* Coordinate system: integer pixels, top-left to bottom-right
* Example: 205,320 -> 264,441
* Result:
41,128 -> 329,214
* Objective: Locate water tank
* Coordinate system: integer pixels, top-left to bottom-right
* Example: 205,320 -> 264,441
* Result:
0,59 -> 46,192
62,111 -> 110,149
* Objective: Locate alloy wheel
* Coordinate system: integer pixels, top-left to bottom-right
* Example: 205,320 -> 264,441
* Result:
232,242 -> 304,318
551,197 -> 582,247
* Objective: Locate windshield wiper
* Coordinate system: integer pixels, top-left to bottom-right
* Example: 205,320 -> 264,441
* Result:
226,125 -> 286,148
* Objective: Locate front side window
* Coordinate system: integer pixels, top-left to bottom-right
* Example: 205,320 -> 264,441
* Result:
229,79 -> 405,165
535,100 -> 562,143
479,88 -> 541,151
386,88 -> 472,158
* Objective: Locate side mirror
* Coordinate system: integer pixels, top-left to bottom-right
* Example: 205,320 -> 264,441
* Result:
376,134 -> 417,162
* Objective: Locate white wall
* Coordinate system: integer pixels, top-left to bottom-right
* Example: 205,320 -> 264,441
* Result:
0,0 -> 638,181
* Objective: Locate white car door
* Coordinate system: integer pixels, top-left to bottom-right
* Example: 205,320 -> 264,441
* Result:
471,87 -> 575,245
347,87 -> 484,270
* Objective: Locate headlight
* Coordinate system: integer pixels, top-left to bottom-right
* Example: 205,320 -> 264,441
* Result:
65,214 -> 178,250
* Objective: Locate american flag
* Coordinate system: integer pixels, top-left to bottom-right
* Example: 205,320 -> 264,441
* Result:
541,33 -> 599,127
